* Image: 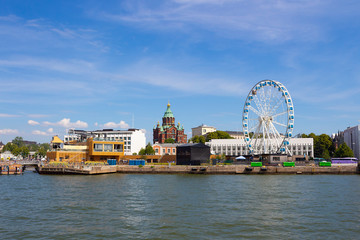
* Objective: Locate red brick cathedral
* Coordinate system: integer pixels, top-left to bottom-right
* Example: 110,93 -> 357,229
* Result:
153,102 -> 187,144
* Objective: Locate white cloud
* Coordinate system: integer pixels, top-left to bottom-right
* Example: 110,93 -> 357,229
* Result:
96,0 -> 354,42
32,130 -> 48,136
94,122 -> 98,127
27,114 -> 51,118
0,129 -> 19,134
32,128 -> 54,136
28,120 -> 40,126
0,113 -> 21,117
43,118 -> 88,128
103,121 -> 130,129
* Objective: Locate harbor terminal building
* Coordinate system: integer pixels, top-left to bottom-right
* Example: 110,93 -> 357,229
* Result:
47,135 -> 125,162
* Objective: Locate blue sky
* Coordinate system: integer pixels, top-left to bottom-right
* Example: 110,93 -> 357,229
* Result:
0,0 -> 360,144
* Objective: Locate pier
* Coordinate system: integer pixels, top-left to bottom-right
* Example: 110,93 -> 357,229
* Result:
31,164 -> 360,175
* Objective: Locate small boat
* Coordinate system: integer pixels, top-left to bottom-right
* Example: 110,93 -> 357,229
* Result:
0,164 -> 23,175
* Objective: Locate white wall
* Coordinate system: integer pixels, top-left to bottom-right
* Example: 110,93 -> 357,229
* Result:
130,129 -> 146,155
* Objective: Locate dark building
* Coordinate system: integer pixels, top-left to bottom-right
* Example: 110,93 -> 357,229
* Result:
176,143 -> 210,165
153,102 -> 187,144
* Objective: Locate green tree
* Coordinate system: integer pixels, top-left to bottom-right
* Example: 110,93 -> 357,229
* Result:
29,144 -> 39,151
314,134 -> 332,159
334,143 -> 354,157
12,136 -> 24,148
138,143 -> 155,155
2,142 -> 15,153
19,146 -> 30,158
190,135 -> 205,144
206,131 -> 233,142
12,145 -> 20,156
145,143 -> 155,155
138,148 -> 146,155
164,138 -> 175,143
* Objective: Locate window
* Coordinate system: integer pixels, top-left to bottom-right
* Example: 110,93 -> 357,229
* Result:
155,149 -> 159,154
114,144 -> 123,152
173,149 -> 175,154
104,144 -> 113,152
168,149 -> 170,153
94,144 -> 103,152
163,149 -> 165,153
273,157 -> 280,161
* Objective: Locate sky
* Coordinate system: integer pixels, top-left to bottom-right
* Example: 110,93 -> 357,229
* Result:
0,0 -> 360,144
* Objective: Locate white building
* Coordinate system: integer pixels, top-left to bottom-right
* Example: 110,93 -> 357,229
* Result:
0,151 -> 16,160
344,125 -> 360,160
192,124 -> 216,137
206,138 -> 314,158
64,128 -> 146,155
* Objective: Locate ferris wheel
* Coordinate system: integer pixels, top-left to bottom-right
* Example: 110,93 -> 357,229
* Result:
242,80 -> 294,155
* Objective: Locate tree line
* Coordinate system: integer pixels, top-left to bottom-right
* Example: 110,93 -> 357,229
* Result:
189,131 -> 233,143
1,136 -> 50,159
301,133 -> 353,159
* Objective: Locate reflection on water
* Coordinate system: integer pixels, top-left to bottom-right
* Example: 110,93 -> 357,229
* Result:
1,173 -> 360,239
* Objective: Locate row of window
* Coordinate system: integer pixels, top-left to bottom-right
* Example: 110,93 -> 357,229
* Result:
95,136 -> 131,141
154,148 -> 176,154
94,144 -> 123,152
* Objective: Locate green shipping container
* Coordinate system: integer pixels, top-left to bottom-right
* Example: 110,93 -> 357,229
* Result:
319,162 -> 331,167
283,162 -> 295,167
251,162 -> 262,167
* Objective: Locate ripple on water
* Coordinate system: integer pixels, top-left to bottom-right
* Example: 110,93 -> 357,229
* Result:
1,174 -> 360,239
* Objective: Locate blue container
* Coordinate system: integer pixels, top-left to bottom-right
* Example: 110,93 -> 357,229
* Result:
107,159 -> 117,165
129,159 -> 145,166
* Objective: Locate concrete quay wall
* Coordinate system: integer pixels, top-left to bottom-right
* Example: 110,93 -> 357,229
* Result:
116,165 -> 359,175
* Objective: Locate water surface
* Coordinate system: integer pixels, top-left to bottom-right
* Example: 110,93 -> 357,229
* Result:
1,173 -> 359,239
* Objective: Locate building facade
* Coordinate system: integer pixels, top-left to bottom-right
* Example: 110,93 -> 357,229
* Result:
206,138 -> 314,158
153,103 -> 187,144
192,124 -> 216,137
64,128 -> 146,155
47,135 -> 125,162
224,131 -> 244,139
344,125 -> 360,160
152,143 -> 182,155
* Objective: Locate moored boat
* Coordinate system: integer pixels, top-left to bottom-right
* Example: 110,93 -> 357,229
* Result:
0,164 -> 23,175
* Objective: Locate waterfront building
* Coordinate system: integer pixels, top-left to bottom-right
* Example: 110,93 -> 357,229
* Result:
64,128 -> 146,155
192,124 -> 216,137
153,103 -> 187,144
152,143 -> 182,155
344,125 -> 360,160
47,135 -> 125,162
206,138 -> 314,158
